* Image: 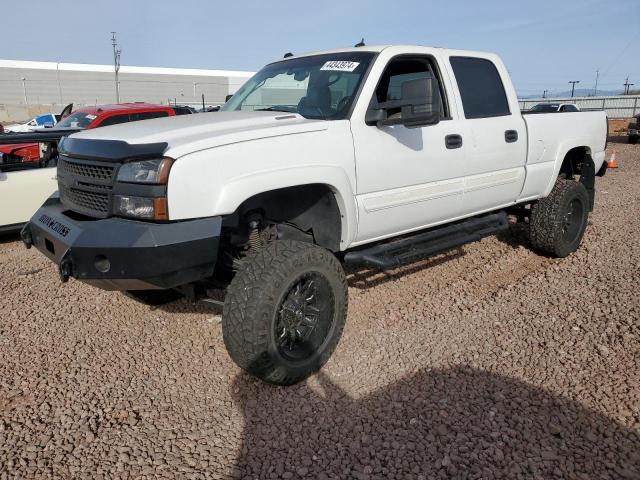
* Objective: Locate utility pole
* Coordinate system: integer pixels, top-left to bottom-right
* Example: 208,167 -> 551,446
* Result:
21,77 -> 27,104
594,69 -> 599,97
111,32 -> 122,103
569,80 -> 580,98
623,76 -> 634,95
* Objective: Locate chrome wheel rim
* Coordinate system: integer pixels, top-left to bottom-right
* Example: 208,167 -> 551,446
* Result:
275,272 -> 334,362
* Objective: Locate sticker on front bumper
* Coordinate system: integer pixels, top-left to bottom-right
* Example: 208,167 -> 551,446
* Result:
38,214 -> 71,238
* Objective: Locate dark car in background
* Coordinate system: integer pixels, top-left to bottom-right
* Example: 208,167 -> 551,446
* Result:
172,105 -> 197,115
628,114 -> 639,144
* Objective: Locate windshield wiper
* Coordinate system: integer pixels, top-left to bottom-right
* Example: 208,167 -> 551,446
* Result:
255,106 -> 296,113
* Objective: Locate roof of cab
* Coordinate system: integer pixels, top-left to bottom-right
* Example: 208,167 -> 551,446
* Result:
268,44 -> 495,64
74,103 -> 174,115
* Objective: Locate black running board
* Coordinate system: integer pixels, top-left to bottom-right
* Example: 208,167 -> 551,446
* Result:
344,212 -> 509,269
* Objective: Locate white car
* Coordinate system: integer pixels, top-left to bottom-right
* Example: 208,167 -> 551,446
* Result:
529,103 -> 580,113
23,44 -> 608,385
4,113 -> 57,133
0,166 -> 58,234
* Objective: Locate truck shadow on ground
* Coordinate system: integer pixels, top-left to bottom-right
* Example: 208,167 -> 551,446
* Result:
494,221 -> 530,250
156,223 -> 532,313
230,366 -> 640,479
344,247 -> 466,290
607,135 -> 632,145
0,232 -> 21,245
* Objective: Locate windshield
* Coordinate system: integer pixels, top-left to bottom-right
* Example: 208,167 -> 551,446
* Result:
531,104 -> 559,112
56,111 -> 97,129
222,52 -> 375,120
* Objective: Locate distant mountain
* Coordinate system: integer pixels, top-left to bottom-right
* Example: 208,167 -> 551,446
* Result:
519,88 -> 622,99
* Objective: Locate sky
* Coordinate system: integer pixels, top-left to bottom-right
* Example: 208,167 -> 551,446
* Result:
1,0 -> 639,97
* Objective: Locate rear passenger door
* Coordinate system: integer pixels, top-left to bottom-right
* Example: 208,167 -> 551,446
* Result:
447,56 -> 527,214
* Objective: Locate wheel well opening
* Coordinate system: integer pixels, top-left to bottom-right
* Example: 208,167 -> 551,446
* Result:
227,184 -> 343,251
560,146 -> 595,211
559,147 -> 590,178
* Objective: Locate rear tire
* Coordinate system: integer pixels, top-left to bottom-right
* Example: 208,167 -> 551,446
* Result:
222,240 -> 348,386
529,178 -> 589,258
125,289 -> 183,306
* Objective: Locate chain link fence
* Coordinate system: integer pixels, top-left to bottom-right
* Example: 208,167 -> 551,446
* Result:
519,95 -> 640,119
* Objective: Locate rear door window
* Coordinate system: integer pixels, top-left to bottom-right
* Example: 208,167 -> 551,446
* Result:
449,56 -> 510,119
130,111 -> 170,121
97,114 -> 131,127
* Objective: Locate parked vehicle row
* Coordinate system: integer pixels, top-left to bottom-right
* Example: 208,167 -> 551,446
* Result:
19,44 -> 608,386
0,103 -> 181,233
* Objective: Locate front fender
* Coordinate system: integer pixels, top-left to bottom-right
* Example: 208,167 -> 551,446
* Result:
215,165 -> 358,248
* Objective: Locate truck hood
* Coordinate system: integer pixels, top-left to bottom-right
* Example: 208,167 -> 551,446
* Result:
68,111 -> 329,158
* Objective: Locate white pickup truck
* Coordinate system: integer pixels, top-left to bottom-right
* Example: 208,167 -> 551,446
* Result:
22,45 -> 608,385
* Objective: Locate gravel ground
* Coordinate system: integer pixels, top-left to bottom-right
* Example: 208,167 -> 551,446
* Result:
1,140 -> 639,479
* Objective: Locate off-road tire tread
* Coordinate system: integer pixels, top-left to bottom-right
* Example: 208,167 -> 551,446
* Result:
222,240 -> 347,386
529,178 -> 589,258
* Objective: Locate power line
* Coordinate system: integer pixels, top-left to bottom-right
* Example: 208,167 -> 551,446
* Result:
624,77 -> 635,95
568,80 -> 580,98
600,28 -> 640,79
111,32 -> 122,104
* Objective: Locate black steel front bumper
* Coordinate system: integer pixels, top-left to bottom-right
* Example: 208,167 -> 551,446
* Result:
21,196 -> 221,291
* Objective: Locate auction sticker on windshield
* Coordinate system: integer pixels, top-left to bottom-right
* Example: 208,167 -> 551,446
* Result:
320,61 -> 360,72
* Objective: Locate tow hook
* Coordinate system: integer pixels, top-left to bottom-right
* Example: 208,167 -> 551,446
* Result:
20,225 -> 33,249
58,251 -> 73,283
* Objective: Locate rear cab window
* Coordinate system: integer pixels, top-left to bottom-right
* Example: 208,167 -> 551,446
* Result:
449,56 -> 510,119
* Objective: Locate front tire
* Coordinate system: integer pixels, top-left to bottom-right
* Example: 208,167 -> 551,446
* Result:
529,178 -> 590,258
222,240 -> 348,386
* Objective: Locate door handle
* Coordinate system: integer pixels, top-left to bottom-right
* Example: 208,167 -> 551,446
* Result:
505,130 -> 518,143
445,134 -> 463,149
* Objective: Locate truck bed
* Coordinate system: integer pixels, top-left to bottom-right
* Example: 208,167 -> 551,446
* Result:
518,111 -> 608,201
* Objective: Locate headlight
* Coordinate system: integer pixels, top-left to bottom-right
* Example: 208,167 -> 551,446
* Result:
116,158 -> 173,184
114,195 -> 168,221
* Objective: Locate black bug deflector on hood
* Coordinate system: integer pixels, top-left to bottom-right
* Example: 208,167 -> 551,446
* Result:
58,136 -> 169,162
21,196 -> 221,291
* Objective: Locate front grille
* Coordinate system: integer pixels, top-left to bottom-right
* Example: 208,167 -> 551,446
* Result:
58,156 -> 116,218
59,185 -> 110,214
58,158 -> 115,180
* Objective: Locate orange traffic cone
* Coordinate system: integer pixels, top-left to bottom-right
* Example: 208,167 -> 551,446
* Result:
607,146 -> 618,168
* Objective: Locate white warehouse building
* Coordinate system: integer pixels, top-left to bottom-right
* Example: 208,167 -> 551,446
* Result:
0,59 -> 254,109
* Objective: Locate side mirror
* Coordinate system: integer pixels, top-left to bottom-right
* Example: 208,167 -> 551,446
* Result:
366,77 -> 441,128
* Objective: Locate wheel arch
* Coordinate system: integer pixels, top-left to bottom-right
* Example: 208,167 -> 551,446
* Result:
215,167 -> 358,250
544,144 -> 596,210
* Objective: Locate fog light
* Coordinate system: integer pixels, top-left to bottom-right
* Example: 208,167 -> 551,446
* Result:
94,255 -> 111,273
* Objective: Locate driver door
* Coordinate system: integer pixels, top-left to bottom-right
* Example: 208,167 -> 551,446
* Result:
350,54 -> 468,244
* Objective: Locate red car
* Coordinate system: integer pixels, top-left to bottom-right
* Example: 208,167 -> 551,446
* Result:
0,103 -> 177,165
